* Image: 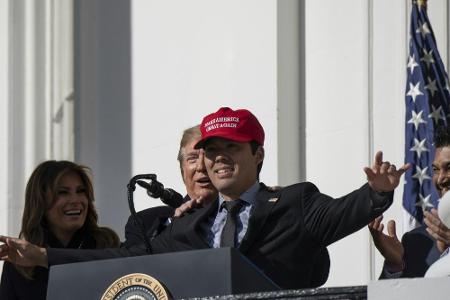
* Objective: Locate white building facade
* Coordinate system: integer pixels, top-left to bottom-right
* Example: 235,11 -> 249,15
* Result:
1,0 -> 450,287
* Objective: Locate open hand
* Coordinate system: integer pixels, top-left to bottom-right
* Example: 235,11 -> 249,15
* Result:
368,216 -> 404,272
424,209 -> 450,253
364,151 -> 410,192
174,197 -> 205,217
0,236 -> 48,268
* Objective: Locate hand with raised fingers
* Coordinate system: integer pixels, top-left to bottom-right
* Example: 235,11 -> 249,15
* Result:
0,236 -> 48,268
368,216 -> 404,272
364,151 -> 410,193
424,209 -> 450,253
174,197 -> 205,217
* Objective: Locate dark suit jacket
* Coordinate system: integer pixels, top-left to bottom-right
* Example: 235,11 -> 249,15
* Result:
402,225 -> 441,277
49,201 -> 330,287
149,182 -> 392,289
47,182 -> 391,289
122,205 -> 175,249
387,225 -> 440,278
47,206 -> 176,264
379,225 -> 441,279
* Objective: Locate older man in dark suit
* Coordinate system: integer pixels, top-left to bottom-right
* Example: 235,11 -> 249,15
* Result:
122,125 -> 217,249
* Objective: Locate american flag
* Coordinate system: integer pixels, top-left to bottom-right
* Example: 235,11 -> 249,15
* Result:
403,0 -> 450,229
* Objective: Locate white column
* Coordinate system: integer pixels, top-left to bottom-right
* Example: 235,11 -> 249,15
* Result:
371,0 -> 408,279
75,0 -> 132,237
7,0 -> 53,237
305,0 -> 371,286
0,0 -> 10,243
277,0 -> 304,184
23,0 -> 37,172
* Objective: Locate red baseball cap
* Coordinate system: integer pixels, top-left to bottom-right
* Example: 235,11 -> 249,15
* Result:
194,107 -> 265,149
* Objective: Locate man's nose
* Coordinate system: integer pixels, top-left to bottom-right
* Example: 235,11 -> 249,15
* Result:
213,152 -> 228,163
205,147 -> 227,163
196,150 -> 206,171
437,170 -> 449,185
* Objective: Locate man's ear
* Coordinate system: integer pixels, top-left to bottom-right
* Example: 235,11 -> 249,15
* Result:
255,146 -> 265,164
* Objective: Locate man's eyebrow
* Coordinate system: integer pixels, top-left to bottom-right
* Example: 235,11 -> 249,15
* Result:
432,161 -> 450,167
184,152 -> 199,158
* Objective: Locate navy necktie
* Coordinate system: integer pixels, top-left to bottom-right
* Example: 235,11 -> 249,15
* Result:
220,200 -> 244,247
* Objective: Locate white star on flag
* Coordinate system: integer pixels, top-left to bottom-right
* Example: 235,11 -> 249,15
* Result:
425,76 -> 438,97
428,105 -> 445,124
407,55 -> 419,75
421,49 -> 435,68
406,82 -> 424,103
415,193 -> 434,211
410,138 -> 428,158
412,166 -> 431,185
416,21 -> 431,38
407,110 -> 426,130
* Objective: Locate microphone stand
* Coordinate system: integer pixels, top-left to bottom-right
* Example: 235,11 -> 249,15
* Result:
127,174 -> 158,254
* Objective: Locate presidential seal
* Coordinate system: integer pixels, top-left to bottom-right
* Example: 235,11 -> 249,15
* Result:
100,273 -> 170,300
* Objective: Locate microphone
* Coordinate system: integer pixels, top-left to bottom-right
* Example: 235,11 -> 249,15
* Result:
136,179 -> 184,208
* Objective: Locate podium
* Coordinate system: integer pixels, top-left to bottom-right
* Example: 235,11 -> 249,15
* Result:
46,247 -> 280,299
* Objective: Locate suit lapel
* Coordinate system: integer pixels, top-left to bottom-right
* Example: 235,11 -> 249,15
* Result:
172,198 -> 219,248
239,183 -> 280,253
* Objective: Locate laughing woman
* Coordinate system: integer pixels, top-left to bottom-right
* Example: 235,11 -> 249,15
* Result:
0,161 -> 120,300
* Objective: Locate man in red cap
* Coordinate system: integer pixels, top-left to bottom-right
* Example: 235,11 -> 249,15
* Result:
148,107 -> 410,289
0,107 -> 409,290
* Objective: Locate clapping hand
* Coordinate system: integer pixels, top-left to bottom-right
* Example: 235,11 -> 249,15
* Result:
424,209 -> 450,253
368,216 -> 404,272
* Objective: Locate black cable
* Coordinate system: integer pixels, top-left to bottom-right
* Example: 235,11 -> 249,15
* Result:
127,177 -> 153,254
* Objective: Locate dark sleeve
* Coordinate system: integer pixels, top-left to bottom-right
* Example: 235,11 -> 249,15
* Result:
379,261 -> 403,279
0,262 -> 19,300
122,206 -> 174,248
48,244 -> 148,266
303,183 -> 393,246
149,216 -> 197,254
379,226 -> 439,279
48,206 -> 177,266
402,226 -> 440,277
